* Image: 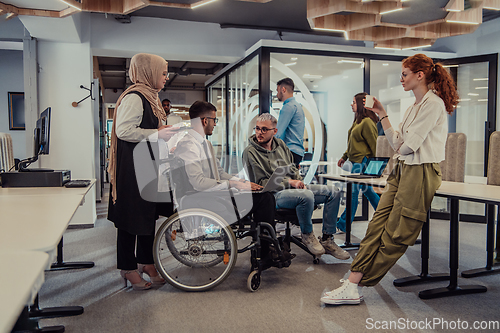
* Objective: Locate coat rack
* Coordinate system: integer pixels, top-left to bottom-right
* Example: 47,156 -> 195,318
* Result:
72,82 -> 95,107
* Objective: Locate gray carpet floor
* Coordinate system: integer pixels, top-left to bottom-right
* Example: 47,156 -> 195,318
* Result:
38,190 -> 499,333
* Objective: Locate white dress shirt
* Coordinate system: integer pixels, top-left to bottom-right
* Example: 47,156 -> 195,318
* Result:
384,90 -> 448,165
175,129 -> 239,192
115,94 -> 163,142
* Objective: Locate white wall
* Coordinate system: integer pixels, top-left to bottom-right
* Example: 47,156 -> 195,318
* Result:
0,50 -> 26,159
35,37 -> 96,226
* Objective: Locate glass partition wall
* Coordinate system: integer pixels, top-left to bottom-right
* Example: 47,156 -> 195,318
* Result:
207,46 -> 497,223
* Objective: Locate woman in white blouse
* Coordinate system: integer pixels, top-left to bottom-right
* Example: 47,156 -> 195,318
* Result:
321,53 -> 459,305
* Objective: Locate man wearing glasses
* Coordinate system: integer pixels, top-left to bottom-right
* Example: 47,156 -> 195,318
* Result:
242,113 -> 349,259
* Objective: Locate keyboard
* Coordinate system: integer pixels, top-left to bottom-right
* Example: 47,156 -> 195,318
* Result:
64,179 -> 91,188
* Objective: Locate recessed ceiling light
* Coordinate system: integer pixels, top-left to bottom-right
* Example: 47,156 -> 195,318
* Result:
446,20 -> 480,25
338,59 -> 364,64
457,98 -> 471,101
313,85 -> 319,88
478,99 -> 488,102
285,62 -> 297,67
291,57 -> 298,61
382,63 -> 389,66
473,78 -> 488,81
303,74 -> 323,79
468,93 -> 479,96
191,0 -> 218,9
475,87 -> 488,90
380,8 -> 403,15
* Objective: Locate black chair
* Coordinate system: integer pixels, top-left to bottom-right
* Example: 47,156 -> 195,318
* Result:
275,208 -> 321,265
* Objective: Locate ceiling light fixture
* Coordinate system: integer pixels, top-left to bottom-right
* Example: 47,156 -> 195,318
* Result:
338,59 -> 364,64
402,44 -> 432,50
312,27 -> 348,40
191,0 -> 218,9
303,74 -> 323,79
374,46 -> 400,50
468,93 -> 479,96
478,99 -> 488,102
291,57 -> 298,61
59,0 -> 82,11
285,62 -> 297,66
457,98 -> 471,101
380,8 -> 403,15
473,78 -> 488,81
475,87 -> 488,89
443,64 -> 459,68
484,7 -> 500,10
445,20 -> 480,25
382,63 -> 389,66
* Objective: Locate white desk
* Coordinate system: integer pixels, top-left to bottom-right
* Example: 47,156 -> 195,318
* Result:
0,251 -> 49,333
0,195 -> 86,263
0,181 -> 95,330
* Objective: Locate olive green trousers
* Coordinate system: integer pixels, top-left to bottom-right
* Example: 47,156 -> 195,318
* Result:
351,161 -> 442,287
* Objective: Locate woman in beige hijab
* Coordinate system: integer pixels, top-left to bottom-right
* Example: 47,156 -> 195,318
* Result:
107,53 -> 175,290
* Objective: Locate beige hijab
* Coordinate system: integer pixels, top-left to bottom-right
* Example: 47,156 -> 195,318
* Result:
108,53 -> 168,203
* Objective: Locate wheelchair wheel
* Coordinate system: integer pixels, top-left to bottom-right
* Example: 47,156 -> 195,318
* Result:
247,270 -> 261,292
154,209 -> 237,291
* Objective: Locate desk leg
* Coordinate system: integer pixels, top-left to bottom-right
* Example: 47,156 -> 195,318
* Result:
461,203 -> 500,278
340,182 -> 360,250
419,198 -> 487,299
50,236 -> 94,271
28,294 -> 83,319
393,211 -> 450,287
13,306 -> 65,332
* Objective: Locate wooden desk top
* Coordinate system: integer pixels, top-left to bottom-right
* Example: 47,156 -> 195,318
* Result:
0,195 -> 85,253
320,174 -> 389,188
0,251 -> 49,333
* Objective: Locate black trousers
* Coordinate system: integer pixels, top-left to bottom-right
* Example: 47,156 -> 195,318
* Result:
291,152 -> 303,169
117,228 -> 155,270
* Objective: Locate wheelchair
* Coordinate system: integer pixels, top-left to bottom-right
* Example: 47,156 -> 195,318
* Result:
152,156 -> 292,292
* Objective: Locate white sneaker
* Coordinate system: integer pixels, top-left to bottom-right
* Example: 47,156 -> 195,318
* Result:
301,232 -> 325,256
320,237 -> 350,260
320,279 -> 363,305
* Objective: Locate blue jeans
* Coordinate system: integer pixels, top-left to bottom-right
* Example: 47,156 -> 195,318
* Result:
274,184 -> 340,235
337,160 -> 380,232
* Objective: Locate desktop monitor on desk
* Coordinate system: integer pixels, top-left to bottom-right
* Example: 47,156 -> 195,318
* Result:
19,107 -> 53,172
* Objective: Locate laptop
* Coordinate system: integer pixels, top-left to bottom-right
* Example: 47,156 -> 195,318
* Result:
251,165 -> 293,193
344,157 -> 390,179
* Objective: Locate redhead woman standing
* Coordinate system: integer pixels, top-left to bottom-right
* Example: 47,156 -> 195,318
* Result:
321,53 -> 459,305
337,92 -> 380,233
108,53 -> 176,290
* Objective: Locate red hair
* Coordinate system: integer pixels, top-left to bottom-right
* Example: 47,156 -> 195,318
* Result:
402,54 -> 459,115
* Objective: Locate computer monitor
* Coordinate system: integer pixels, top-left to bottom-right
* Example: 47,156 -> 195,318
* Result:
19,107 -> 53,172
34,107 -> 51,156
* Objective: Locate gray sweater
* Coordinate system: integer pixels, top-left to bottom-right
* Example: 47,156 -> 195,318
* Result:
242,135 -> 301,191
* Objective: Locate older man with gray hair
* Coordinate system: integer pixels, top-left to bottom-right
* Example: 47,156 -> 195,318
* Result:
242,113 -> 349,259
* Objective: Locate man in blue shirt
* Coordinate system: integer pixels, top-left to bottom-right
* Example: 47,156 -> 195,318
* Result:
275,78 -> 305,167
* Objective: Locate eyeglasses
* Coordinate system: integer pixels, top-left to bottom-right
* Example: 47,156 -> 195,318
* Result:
203,117 -> 218,124
401,70 -> 421,80
167,73 -> 170,79
254,126 -> 275,134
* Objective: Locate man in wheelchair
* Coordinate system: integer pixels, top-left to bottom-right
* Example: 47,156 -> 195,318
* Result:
242,113 -> 350,260
173,101 -> 292,270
